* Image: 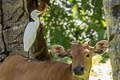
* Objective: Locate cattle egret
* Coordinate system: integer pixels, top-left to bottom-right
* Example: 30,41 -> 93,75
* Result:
23,10 -> 42,54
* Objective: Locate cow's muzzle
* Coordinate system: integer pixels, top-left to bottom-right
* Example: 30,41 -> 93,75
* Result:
73,66 -> 84,75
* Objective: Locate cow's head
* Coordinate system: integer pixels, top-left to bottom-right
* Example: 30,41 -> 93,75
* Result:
69,40 -> 108,76
49,40 -> 109,77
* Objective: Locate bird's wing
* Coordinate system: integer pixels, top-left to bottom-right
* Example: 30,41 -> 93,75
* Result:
23,22 -> 37,52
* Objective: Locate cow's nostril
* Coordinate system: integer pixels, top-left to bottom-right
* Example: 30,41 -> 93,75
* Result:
80,66 -> 84,72
73,66 -> 84,75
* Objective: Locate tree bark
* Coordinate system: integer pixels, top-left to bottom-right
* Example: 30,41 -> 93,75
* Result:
0,0 -> 29,62
33,23 -> 50,60
0,0 -> 50,62
103,0 -> 120,80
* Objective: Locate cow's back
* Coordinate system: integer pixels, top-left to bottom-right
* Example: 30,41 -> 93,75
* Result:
0,55 -> 72,80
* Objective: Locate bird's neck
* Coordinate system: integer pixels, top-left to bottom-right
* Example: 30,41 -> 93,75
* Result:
32,16 -> 40,23
32,16 -> 40,30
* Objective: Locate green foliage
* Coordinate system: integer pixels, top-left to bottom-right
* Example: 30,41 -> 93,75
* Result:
42,0 -> 107,48
50,53 -> 72,64
100,52 -> 109,63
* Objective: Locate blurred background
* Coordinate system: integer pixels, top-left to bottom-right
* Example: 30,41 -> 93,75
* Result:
40,0 -> 112,80
41,0 -> 107,48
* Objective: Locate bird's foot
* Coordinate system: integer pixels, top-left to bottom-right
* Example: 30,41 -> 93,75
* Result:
25,58 -> 31,62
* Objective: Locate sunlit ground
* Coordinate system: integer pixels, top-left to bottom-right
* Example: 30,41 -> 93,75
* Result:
90,56 -> 113,80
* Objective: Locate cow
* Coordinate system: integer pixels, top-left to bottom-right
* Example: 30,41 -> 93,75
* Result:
0,40 -> 108,80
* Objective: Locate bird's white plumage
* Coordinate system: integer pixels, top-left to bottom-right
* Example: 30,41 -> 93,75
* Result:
23,10 -> 42,52
24,22 -> 36,51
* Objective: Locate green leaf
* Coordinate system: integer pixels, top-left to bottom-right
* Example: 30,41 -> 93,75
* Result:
72,3 -> 78,18
101,20 -> 107,28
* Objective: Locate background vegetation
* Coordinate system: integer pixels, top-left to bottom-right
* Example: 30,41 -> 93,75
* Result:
41,0 -> 107,49
41,1 -> 112,79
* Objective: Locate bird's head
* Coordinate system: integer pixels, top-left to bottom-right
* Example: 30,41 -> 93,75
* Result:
31,10 -> 42,19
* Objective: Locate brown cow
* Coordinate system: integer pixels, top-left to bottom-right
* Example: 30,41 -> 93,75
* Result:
0,40 -> 108,80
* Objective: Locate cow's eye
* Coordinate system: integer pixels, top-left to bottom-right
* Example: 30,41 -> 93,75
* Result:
86,54 -> 90,58
70,56 -> 72,59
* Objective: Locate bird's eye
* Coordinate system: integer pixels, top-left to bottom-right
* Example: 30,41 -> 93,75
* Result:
86,54 -> 90,58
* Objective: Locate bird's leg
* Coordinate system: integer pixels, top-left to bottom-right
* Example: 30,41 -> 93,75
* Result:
24,51 -> 31,62
28,50 -> 30,61
27,46 -> 34,61
25,51 -> 31,62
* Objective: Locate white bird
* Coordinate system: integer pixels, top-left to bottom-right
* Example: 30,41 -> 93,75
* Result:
23,10 -> 42,54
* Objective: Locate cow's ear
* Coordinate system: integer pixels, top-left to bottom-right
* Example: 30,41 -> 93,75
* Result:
49,45 -> 66,57
94,40 -> 109,54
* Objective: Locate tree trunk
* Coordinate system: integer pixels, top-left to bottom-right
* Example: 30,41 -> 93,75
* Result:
0,0 -> 50,62
103,0 -> 120,80
28,0 -> 50,60
0,0 -> 29,61
33,23 -> 50,60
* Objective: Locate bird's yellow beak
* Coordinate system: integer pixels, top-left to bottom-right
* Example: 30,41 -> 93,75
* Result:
38,11 -> 43,15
